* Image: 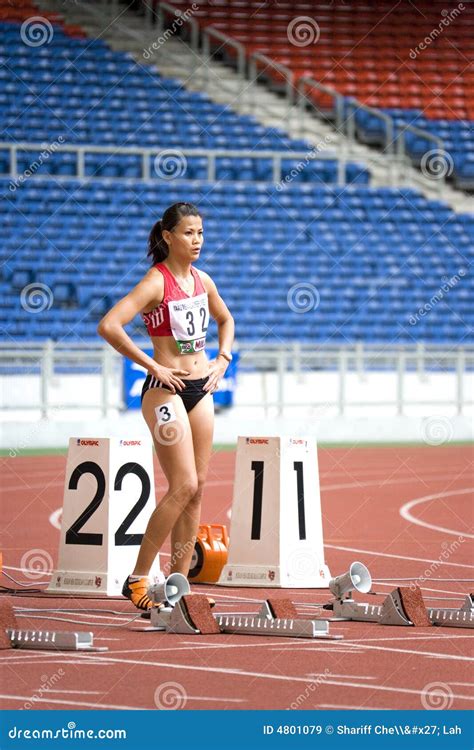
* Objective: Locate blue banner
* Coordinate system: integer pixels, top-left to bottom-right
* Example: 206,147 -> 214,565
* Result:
123,347 -> 238,409
0,710 -> 471,749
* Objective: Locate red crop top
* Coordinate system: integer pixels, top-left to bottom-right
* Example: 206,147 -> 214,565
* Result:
142,263 -> 209,355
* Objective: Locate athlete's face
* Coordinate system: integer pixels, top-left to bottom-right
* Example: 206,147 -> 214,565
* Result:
168,216 -> 203,260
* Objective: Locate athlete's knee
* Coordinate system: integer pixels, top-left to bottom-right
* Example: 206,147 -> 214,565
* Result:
169,475 -> 199,506
186,478 -> 205,508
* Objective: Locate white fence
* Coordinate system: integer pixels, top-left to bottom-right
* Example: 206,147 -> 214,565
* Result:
1,342 -> 472,418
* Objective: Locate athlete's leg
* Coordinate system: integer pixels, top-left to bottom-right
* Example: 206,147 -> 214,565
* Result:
132,388 -> 198,577
169,392 -> 214,575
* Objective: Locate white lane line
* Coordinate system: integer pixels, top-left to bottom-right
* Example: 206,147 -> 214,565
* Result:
318,703 -> 389,710
322,474 -> 470,492
0,694 -> 141,710
326,544 -> 474,569
400,487 -> 474,538
43,689 -> 103,695
306,673 -> 376,681
13,653 -> 472,703
339,642 -> 473,662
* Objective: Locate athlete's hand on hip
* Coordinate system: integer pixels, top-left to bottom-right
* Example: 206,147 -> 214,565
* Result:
148,363 -> 190,393
204,358 -> 228,393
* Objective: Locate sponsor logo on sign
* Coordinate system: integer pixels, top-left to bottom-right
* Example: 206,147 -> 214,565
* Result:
227,570 -> 233,579
56,575 -> 62,587
290,438 -> 307,446
120,440 -> 142,446
235,572 -> 267,580
77,439 -> 99,446
95,576 -> 102,588
246,438 -> 269,445
63,576 -> 95,587
268,570 -> 275,581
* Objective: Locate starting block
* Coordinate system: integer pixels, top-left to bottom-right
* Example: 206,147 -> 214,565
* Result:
188,524 -> 229,583
327,588 -> 474,629
140,595 -> 341,640
7,628 -> 108,651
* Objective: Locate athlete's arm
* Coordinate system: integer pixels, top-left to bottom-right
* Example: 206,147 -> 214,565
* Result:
97,268 -> 189,392
199,271 -> 234,393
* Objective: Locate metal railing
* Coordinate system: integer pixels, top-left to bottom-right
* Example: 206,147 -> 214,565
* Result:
1,342 -> 472,418
248,53 -> 295,129
135,1 -> 447,186
1,142 -> 352,185
297,76 -> 345,135
202,26 -> 246,83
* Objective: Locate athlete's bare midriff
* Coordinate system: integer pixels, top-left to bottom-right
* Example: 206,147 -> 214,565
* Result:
150,335 -> 210,378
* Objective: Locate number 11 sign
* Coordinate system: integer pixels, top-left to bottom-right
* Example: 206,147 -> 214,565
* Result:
218,436 -> 331,588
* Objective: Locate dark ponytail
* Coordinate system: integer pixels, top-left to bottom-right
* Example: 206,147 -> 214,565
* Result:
147,202 -> 201,266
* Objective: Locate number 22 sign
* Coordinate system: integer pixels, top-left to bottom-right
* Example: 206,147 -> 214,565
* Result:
48,437 -> 163,596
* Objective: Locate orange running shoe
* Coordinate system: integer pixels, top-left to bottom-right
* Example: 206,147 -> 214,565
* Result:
122,576 -> 154,611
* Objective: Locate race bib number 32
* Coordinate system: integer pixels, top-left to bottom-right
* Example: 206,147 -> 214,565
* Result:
168,292 -> 209,354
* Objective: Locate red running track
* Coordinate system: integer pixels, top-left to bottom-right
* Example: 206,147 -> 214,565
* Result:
1,445 -> 473,711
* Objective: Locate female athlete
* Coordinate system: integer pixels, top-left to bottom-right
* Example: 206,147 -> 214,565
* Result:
97,202 -> 234,611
